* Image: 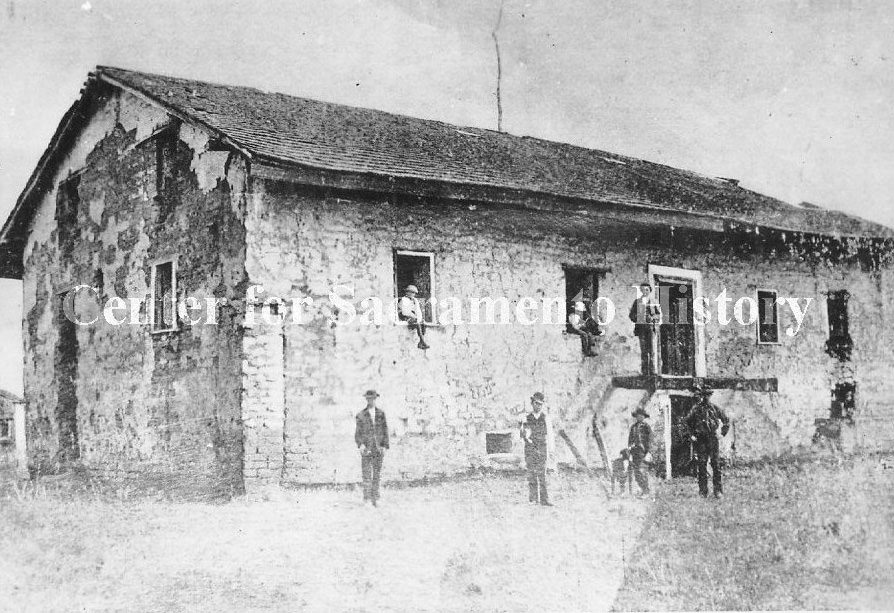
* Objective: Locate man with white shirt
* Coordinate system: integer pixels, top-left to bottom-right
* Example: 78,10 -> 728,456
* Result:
628,282 -> 662,374
567,301 -> 603,357
398,284 -> 430,349
355,389 -> 389,506
520,392 -> 553,506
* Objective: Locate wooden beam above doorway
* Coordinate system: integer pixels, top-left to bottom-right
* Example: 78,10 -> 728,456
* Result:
611,375 -> 778,393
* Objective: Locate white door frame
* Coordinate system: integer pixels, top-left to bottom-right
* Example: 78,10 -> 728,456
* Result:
648,264 -> 707,378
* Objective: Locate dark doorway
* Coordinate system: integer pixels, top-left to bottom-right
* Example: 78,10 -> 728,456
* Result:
54,296 -> 80,460
658,281 -> 696,376
670,395 -> 695,477
831,382 -> 856,422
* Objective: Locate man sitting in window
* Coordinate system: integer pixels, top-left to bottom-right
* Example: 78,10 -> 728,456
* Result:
398,284 -> 430,350
568,301 -> 602,357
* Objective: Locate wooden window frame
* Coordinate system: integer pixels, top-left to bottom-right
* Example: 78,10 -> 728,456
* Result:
393,249 -> 437,325
824,289 -> 852,361
756,288 -> 781,345
561,264 -> 608,333
150,257 -> 179,333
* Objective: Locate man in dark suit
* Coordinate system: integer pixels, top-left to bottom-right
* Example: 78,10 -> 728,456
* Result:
627,407 -> 652,496
520,391 -> 552,506
685,384 -> 730,498
355,389 -> 389,506
628,282 -> 662,375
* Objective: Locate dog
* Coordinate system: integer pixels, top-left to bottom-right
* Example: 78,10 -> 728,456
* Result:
611,448 -> 633,496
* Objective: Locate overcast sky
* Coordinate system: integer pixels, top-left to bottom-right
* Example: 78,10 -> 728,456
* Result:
0,0 -> 892,393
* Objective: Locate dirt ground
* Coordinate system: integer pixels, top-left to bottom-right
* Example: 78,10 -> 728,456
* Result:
0,471 -> 647,613
4,453 -> 890,612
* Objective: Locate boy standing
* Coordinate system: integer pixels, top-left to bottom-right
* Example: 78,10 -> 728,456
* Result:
627,407 -> 652,496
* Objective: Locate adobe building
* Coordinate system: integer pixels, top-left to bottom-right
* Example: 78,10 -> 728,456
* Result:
1,67 -> 892,495
0,389 -> 26,474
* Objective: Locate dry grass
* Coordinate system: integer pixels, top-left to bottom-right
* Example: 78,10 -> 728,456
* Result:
0,470 -> 646,613
612,453 -> 894,611
6,454 -> 888,612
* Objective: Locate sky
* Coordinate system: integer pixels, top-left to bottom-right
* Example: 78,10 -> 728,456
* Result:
0,0 -> 893,393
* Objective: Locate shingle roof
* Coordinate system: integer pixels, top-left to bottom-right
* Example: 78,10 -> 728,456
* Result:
94,66 -> 893,240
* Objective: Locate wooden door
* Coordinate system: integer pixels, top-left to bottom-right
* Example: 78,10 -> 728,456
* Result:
658,281 -> 695,376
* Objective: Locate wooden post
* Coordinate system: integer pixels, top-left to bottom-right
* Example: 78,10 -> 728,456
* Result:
663,398 -> 672,479
590,420 -> 611,480
558,429 -> 609,498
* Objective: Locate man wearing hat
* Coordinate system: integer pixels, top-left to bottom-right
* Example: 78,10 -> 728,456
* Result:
398,284 -> 430,349
628,282 -> 662,374
685,384 -> 730,498
567,301 -> 603,357
354,390 -> 390,506
627,406 -> 653,496
520,392 -> 553,505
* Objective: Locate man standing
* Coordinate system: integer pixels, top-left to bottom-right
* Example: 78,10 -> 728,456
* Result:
685,384 -> 731,498
398,284 -> 430,349
520,392 -> 553,506
627,407 -> 652,496
628,282 -> 662,374
568,301 -> 603,357
355,390 -> 389,506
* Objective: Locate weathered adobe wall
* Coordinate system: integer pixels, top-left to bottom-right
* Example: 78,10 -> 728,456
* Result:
839,264 -> 894,451
241,181 -> 894,485
22,89 -> 248,495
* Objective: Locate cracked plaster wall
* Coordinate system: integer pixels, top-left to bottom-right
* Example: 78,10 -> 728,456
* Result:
243,183 -> 894,485
22,89 -> 248,495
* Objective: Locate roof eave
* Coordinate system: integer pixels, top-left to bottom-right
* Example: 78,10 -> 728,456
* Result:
251,158 -> 894,242
250,157 -> 723,233
0,90 -> 90,279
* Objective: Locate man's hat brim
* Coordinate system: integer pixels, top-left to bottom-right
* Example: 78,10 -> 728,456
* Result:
363,390 -> 380,398
632,409 -> 650,418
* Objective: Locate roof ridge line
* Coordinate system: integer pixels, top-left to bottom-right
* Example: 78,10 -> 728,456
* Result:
96,65 -> 504,140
